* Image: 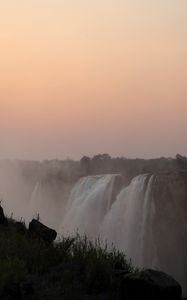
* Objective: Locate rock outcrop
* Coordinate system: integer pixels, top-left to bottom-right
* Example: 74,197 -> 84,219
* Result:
29,219 -> 57,243
121,269 -> 182,300
0,206 -> 8,226
151,171 -> 187,290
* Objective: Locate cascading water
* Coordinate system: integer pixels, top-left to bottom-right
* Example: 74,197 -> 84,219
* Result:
29,181 -> 43,220
101,174 -> 157,268
61,172 -> 187,292
29,179 -> 70,229
1,160 -> 187,291
61,173 -> 157,266
61,174 -> 125,237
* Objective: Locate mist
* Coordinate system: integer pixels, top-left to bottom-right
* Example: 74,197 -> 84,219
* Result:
0,160 -> 77,228
0,156 -> 187,293
0,0 -> 187,298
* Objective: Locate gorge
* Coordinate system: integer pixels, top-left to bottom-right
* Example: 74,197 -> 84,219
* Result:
0,158 -> 187,293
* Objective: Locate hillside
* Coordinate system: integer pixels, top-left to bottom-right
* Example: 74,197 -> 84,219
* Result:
0,206 -> 182,300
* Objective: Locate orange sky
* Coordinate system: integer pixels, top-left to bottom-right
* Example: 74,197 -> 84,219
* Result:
0,0 -> 187,159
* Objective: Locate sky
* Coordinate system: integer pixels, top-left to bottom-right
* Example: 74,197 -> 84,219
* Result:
0,0 -> 187,160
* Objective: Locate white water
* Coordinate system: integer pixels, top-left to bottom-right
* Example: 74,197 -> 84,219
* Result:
28,180 -> 72,229
101,174 -> 156,268
61,173 -> 187,291
1,163 -> 186,291
61,174 -> 156,267
61,174 -> 124,237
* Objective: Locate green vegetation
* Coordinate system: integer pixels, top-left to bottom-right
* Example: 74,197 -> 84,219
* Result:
0,219 -> 134,299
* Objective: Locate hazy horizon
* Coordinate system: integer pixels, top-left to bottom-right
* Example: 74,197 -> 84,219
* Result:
0,153 -> 184,162
1,0 -> 187,160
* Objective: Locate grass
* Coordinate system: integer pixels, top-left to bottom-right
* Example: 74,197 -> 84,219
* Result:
0,218 -> 134,299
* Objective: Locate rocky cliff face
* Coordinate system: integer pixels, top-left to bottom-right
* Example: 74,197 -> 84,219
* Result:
151,171 -> 187,291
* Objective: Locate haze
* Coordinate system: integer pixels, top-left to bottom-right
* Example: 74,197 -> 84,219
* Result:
0,0 -> 187,160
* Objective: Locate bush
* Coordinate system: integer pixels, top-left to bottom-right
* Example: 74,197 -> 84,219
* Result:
0,219 -> 134,299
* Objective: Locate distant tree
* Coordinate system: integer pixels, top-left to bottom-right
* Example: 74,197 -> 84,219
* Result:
80,156 -> 91,174
92,154 -> 111,161
176,154 -> 187,169
176,154 -> 187,161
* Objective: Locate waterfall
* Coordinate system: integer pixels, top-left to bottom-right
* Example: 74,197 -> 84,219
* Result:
61,173 -> 157,268
28,181 -> 43,220
29,180 -> 66,229
29,181 -> 42,211
61,174 -> 125,237
101,174 -> 156,268
60,172 -> 187,291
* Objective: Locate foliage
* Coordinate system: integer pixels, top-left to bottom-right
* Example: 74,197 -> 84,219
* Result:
0,219 -> 134,299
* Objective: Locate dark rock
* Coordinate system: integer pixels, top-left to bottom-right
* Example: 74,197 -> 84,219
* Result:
21,281 -> 34,298
82,293 -> 108,300
29,219 -> 57,243
2,283 -> 21,300
150,171 -> 187,292
84,293 -> 109,300
0,206 -> 8,226
120,269 -> 182,300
